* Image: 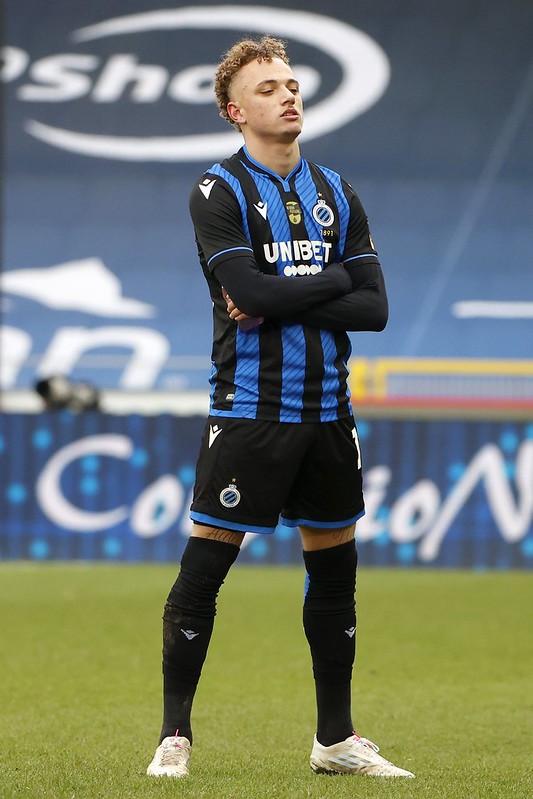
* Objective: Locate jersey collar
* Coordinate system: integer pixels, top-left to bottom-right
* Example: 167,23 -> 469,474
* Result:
240,146 -> 303,189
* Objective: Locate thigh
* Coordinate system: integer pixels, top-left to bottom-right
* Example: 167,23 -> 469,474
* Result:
299,523 -> 355,551
191,522 -> 245,547
281,417 -> 365,529
190,417 -> 312,534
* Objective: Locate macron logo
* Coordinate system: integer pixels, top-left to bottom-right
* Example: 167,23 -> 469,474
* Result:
254,201 -> 268,220
181,629 -> 200,641
199,178 -> 216,199
209,424 -> 222,448
345,627 -> 356,638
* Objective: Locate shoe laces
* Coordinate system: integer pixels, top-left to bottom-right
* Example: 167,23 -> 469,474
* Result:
159,737 -> 188,766
352,732 -> 380,753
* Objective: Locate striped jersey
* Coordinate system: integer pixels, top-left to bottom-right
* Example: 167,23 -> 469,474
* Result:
189,146 -> 379,423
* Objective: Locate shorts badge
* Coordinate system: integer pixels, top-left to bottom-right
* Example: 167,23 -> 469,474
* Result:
220,483 -> 241,508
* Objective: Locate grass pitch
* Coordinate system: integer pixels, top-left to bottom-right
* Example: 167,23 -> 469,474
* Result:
1,563 -> 531,799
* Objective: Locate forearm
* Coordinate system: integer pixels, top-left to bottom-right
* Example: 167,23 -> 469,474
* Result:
214,255 -> 352,318
290,266 -> 388,331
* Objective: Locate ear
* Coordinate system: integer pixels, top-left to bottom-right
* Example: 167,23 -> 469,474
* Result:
227,101 -> 245,126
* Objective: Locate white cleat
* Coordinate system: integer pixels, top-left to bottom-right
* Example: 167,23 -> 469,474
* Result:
310,732 -> 415,778
146,735 -> 191,777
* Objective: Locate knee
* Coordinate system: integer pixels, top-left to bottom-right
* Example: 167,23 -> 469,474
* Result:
303,540 -> 357,610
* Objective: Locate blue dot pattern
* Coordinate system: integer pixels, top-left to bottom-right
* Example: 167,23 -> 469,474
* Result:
0,412 -> 530,568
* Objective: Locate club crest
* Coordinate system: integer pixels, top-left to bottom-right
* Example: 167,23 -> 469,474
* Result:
312,198 -> 335,227
219,483 -> 241,508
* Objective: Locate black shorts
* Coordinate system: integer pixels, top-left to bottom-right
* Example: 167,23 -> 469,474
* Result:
190,415 -> 364,534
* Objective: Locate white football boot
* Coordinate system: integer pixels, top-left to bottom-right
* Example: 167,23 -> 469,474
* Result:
310,732 -> 414,777
146,735 -> 191,777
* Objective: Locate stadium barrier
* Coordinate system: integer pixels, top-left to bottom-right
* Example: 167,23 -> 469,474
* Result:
0,409 -> 531,569
349,357 -> 533,412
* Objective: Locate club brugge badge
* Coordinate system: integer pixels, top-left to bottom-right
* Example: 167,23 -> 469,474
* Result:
312,198 -> 335,227
285,200 -> 302,225
220,483 -> 241,508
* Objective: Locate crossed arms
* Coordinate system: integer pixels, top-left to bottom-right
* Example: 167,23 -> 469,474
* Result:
215,253 -> 388,333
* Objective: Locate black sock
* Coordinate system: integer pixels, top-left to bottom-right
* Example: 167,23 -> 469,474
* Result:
160,536 -> 240,743
303,540 -> 357,747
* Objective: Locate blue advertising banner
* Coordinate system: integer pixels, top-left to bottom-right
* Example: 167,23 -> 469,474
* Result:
1,412 -> 531,568
2,1 -> 533,393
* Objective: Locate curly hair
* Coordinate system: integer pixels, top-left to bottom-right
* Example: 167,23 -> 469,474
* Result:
214,36 -> 290,130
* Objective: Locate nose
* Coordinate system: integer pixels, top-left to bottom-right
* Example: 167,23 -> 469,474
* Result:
281,86 -> 295,104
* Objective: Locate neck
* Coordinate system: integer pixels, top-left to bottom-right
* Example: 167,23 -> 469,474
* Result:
243,137 -> 301,178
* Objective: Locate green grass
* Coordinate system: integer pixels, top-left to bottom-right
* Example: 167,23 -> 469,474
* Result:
1,564 -> 531,799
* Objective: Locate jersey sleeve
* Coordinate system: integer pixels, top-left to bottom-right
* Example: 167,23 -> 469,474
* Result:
288,263 -> 389,332
341,180 -> 380,269
189,174 -> 253,270
215,255 -> 352,319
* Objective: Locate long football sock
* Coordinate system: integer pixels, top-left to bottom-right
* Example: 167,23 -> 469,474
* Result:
303,540 -> 357,747
160,536 -> 240,743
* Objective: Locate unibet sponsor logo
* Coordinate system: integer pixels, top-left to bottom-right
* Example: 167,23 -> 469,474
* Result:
1,6 -> 390,161
263,239 -> 333,276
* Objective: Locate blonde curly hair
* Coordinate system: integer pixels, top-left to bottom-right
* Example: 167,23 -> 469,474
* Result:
214,36 -> 290,130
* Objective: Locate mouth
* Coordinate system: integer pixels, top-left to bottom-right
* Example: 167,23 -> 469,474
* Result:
281,109 -> 300,119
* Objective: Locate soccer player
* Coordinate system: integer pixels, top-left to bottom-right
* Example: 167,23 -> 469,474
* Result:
147,36 -> 414,779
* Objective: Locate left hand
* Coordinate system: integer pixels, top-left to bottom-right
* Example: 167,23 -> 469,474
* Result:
222,287 -> 264,330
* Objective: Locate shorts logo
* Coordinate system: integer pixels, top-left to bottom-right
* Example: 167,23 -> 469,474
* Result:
285,200 -> 302,225
220,483 -> 241,508
209,423 -> 222,448
312,198 -> 335,227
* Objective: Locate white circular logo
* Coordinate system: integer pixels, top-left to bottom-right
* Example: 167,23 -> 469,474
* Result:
17,6 -> 390,161
219,483 -> 241,509
312,200 -> 335,227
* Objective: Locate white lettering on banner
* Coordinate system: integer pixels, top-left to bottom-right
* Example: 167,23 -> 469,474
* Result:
33,436 -> 533,559
37,327 -> 170,390
389,481 -> 441,543
357,441 -> 533,558
1,46 -> 29,81
357,466 -> 390,540
0,326 -> 32,387
0,258 -> 166,390
1,258 -> 155,317
36,435 -> 133,531
1,324 -> 172,390
91,54 -> 168,103
130,475 -> 185,538
1,7 -> 390,161
36,434 -> 192,537
19,55 -> 99,102
35,434 -> 257,545
418,442 -> 533,560
3,49 -> 317,107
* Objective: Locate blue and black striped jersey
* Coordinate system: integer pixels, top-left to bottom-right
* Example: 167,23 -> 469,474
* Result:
189,146 -> 381,423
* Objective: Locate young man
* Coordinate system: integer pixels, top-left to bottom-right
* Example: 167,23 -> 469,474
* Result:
147,36 -> 414,779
